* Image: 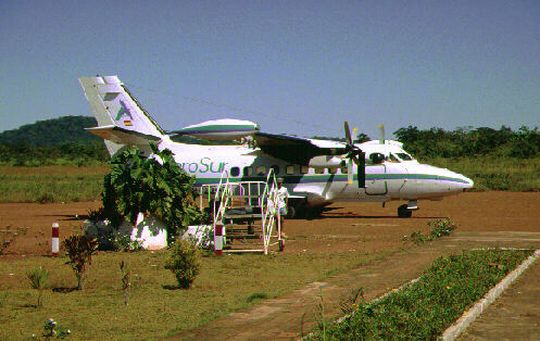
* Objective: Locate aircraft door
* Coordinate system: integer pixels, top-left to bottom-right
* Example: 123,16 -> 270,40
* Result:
364,164 -> 388,195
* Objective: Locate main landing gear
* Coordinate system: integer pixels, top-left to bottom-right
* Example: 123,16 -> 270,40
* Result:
397,200 -> 418,218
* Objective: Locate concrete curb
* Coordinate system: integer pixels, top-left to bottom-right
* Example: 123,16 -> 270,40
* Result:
441,249 -> 540,341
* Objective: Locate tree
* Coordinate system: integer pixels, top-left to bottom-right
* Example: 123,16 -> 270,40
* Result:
102,144 -> 200,243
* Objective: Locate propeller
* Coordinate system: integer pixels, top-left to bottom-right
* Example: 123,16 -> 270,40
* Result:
343,121 -> 366,188
378,124 -> 385,144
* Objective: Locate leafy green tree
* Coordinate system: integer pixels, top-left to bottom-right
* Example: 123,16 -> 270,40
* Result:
102,144 -> 200,243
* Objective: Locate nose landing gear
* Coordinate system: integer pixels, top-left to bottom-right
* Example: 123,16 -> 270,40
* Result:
398,200 -> 418,218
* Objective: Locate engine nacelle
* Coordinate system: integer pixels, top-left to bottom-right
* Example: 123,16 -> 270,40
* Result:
308,155 -> 345,169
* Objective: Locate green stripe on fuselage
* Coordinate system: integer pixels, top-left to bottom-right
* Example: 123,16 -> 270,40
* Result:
193,173 -> 469,186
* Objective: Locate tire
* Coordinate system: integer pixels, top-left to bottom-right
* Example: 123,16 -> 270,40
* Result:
398,204 -> 413,218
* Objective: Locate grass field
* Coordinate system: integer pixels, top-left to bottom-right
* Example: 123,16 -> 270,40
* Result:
430,157 -> 540,191
0,166 -> 109,203
0,249 -> 390,340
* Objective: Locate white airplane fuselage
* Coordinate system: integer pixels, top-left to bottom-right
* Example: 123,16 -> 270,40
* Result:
161,136 -> 473,208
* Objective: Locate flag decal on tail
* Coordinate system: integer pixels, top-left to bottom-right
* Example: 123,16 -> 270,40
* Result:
115,100 -> 133,121
123,120 -> 133,126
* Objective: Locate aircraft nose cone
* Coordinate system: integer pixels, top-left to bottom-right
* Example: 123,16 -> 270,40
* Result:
462,175 -> 474,191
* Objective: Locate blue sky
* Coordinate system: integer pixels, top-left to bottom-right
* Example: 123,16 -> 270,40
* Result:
1,0 -> 539,139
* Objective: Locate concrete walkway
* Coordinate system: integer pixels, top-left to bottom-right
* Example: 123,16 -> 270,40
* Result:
460,252 -> 540,340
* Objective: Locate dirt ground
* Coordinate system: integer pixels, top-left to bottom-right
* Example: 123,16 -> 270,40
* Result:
1,192 -> 540,339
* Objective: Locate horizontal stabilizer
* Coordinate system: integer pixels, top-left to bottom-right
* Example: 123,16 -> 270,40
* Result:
86,125 -> 160,146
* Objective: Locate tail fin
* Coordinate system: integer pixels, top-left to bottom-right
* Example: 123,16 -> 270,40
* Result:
79,75 -> 165,156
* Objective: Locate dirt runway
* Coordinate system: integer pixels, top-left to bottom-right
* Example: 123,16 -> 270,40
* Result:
1,192 -> 539,256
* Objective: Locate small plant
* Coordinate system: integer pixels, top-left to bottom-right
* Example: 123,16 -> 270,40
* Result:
246,292 -> 268,303
406,219 -> 457,245
27,266 -> 49,307
409,230 -> 428,245
40,318 -> 70,340
429,218 -> 457,239
120,260 -> 131,307
63,235 -> 98,290
164,239 -> 201,289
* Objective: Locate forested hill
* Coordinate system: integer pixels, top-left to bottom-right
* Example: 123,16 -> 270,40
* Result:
0,116 -> 99,145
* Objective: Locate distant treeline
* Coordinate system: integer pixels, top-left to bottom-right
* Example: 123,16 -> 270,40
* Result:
0,116 -> 108,166
1,115 -> 539,165
395,126 -> 540,159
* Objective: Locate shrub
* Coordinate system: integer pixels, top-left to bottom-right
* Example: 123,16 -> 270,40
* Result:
406,219 -> 456,245
27,266 -> 49,307
63,235 -> 98,290
164,239 -> 201,289
41,318 -> 71,339
429,218 -> 456,239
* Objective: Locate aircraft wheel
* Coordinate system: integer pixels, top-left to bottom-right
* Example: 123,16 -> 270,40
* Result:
398,204 -> 413,218
286,205 -> 296,219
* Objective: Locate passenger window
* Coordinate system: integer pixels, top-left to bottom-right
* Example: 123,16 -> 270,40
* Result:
315,168 -> 325,174
256,165 -> 266,175
389,153 -> 400,163
300,165 -> 309,174
341,165 -> 348,174
286,165 -> 295,175
328,167 -> 337,175
230,167 -> 240,177
243,167 -> 253,177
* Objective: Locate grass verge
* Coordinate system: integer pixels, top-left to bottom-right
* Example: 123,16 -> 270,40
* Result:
0,249 -> 388,340
312,249 -> 533,340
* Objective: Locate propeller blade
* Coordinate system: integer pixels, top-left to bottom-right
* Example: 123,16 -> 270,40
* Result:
347,159 -> 353,184
378,124 -> 385,144
344,121 -> 353,145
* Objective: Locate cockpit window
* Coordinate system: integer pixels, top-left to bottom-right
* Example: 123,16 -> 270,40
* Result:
395,152 -> 414,161
389,153 -> 400,163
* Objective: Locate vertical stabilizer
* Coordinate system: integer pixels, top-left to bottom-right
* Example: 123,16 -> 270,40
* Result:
79,75 -> 165,155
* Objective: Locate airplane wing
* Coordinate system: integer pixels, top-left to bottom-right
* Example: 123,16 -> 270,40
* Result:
168,118 -> 347,164
254,132 -> 346,164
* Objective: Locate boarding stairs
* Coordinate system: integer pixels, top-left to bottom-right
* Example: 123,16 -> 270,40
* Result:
199,170 -> 284,254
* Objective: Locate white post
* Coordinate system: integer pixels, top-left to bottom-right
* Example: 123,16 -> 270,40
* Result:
51,222 -> 59,256
214,223 -> 223,256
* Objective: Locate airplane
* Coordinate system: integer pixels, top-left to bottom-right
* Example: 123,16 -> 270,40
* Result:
79,75 -> 474,219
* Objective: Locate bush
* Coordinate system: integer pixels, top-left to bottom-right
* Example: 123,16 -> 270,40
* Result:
428,218 -> 456,239
164,239 -> 201,289
63,235 -> 98,290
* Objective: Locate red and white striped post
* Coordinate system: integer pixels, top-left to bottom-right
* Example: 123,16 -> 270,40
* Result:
214,223 -> 223,256
51,222 -> 59,256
